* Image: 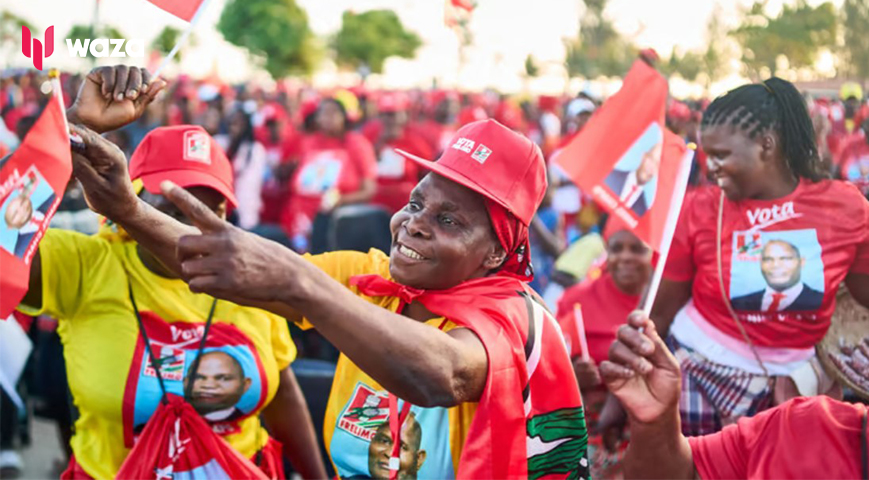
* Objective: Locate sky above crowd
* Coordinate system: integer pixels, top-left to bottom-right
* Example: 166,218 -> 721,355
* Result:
3,0 -> 842,96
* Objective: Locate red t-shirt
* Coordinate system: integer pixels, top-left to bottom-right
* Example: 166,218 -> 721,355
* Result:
414,120 -> 456,156
665,180 -> 869,348
556,273 -> 641,364
839,134 -> 869,196
280,132 -> 377,236
361,121 -> 433,214
689,396 -> 867,479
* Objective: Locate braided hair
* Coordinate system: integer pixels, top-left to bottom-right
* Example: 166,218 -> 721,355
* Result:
700,77 -> 828,182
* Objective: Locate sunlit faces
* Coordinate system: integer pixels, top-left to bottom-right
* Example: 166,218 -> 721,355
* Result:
700,124 -> 769,201
388,174 -> 503,290
606,230 -> 652,295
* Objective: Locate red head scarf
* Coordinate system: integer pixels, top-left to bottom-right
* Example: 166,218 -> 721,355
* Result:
485,198 -> 533,282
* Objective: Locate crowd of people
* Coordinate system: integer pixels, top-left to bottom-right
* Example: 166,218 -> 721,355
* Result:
0,54 -> 868,479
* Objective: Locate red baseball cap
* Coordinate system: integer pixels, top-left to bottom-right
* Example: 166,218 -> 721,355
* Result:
396,119 -> 546,227
129,126 -> 238,208
377,92 -> 410,113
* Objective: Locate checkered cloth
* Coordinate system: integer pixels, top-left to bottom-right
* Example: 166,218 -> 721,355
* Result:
666,335 -> 774,436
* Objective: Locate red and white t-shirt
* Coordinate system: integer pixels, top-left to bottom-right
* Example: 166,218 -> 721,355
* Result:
839,135 -> 869,196
280,132 -> 377,236
361,121 -> 433,214
689,396 -> 867,479
556,273 -> 641,364
665,180 -> 869,349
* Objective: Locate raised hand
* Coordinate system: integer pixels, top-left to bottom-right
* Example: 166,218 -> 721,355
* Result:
160,181 -> 301,305
68,66 -> 167,134
599,312 -> 681,425
69,124 -> 140,219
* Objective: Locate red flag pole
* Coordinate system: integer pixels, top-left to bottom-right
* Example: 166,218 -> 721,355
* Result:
641,144 -> 695,315
152,0 -> 211,77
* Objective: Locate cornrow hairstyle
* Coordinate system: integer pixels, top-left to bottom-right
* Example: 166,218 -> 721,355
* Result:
700,77 -> 828,182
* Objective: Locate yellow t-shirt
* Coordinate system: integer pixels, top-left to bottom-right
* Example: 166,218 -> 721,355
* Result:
19,229 -> 296,479
303,250 -> 478,479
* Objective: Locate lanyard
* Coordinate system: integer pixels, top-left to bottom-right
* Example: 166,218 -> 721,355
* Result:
127,282 -> 217,404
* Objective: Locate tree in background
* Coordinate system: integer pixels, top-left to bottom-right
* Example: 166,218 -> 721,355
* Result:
731,0 -> 837,79
564,0 -> 636,79
523,54 -> 540,92
660,47 -> 703,82
700,6 -> 732,91
1,10 -> 34,66
218,0 -> 318,79
151,26 -> 195,63
839,0 -> 869,84
1,10 -> 33,44
332,10 -> 421,76
661,6 -> 732,92
524,54 -> 540,78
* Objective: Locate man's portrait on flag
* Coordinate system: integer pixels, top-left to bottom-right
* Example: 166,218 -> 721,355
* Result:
729,229 -> 825,313
0,166 -> 56,259
603,122 -> 663,218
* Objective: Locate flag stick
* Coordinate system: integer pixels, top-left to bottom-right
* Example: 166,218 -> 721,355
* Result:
152,0 -> 211,78
641,145 -> 696,316
573,303 -> 591,362
48,70 -> 68,132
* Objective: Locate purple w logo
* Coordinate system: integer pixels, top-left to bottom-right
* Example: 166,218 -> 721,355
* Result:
21,26 -> 55,71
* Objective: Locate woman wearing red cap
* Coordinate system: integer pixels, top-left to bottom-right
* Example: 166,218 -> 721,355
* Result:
73,96 -> 590,479
280,96 -> 378,252
17,67 -> 325,479
362,92 -> 434,214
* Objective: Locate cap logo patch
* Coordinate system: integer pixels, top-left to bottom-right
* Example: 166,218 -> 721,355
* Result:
183,131 -> 211,164
451,137 -> 475,153
471,143 -> 492,164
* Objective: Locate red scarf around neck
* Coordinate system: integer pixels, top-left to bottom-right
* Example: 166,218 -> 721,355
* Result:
348,273 -> 589,480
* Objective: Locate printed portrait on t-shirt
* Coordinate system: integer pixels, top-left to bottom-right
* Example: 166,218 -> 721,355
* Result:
123,313 -> 268,446
376,148 -> 407,179
0,166 -> 56,259
844,154 -> 869,195
602,122 -> 663,219
331,382 -> 454,480
296,150 -> 345,195
183,350 -> 253,423
729,229 -> 825,313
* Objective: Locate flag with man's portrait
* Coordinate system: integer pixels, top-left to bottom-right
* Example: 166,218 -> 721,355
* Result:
552,59 -> 686,251
0,82 -> 70,319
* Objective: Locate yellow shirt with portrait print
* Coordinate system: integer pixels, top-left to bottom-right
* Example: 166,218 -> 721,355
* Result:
302,249 -> 478,480
18,229 -> 296,480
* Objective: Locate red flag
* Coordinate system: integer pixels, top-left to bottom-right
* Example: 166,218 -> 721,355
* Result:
450,0 -> 475,11
0,84 -> 70,319
145,0 -> 205,22
553,60 -> 686,251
